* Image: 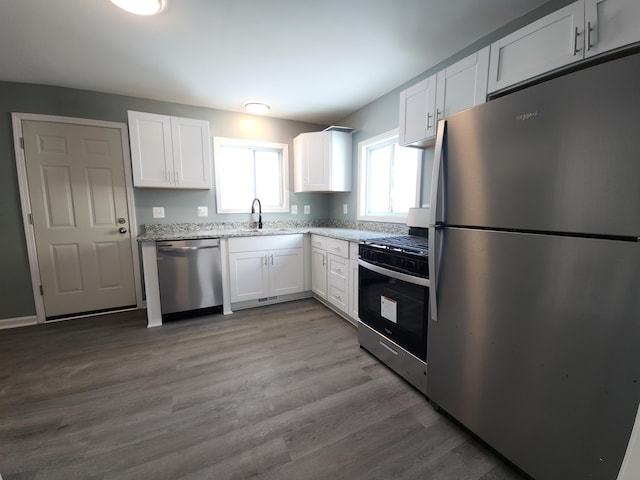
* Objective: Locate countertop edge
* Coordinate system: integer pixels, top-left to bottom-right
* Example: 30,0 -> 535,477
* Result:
138,227 -> 395,243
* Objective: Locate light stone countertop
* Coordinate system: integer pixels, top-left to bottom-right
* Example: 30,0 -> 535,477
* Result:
137,227 -> 396,243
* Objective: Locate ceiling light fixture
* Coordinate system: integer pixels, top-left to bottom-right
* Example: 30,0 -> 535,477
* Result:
243,102 -> 271,115
110,0 -> 164,16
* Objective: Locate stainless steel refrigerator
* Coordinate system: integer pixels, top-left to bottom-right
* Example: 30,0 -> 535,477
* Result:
427,51 -> 640,480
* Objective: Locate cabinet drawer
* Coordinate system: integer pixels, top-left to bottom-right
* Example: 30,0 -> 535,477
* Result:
328,280 -> 348,312
328,254 -> 348,283
326,237 -> 349,258
310,234 -> 327,250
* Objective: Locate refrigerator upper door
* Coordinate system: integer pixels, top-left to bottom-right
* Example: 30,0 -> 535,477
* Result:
442,52 -> 640,237
427,227 -> 640,480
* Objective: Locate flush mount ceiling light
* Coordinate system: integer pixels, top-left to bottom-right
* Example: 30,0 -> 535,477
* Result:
243,102 -> 271,115
110,0 -> 164,16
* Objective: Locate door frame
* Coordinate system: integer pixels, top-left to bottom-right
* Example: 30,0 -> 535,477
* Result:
12,113 -> 144,324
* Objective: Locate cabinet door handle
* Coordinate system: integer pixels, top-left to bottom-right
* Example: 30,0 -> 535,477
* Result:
270,254 -> 274,265
586,21 -> 593,51
322,254 -> 325,266
427,112 -> 433,130
263,254 -> 268,266
573,26 -> 581,56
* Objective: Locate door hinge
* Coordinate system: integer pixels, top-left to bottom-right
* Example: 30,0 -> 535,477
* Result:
39,285 -> 44,296
28,213 -> 33,224
20,137 -> 24,149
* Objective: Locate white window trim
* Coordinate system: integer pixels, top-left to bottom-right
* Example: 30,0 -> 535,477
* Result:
357,128 -> 422,223
213,136 -> 290,213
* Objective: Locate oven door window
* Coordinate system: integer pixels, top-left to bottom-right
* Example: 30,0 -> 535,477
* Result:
358,264 -> 428,361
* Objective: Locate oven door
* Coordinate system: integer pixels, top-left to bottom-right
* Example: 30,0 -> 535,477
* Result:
358,259 -> 429,361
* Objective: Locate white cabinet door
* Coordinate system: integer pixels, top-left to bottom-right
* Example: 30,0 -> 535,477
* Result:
229,251 -> 269,302
488,1 -> 585,93
435,46 -> 490,120
585,0 -> 640,58
400,47 -> 489,147
128,111 -> 211,189
311,247 -> 327,298
170,116 -> 212,189
293,131 -> 351,192
399,74 -> 437,146
294,131 -> 328,191
269,248 -> 304,297
128,111 -> 173,187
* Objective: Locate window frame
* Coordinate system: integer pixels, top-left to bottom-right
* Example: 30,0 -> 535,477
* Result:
357,128 -> 422,223
213,136 -> 289,214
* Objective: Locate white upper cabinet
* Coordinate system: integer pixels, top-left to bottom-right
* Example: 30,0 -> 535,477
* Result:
293,129 -> 352,192
488,0 -> 640,94
399,47 -> 489,147
584,0 -> 640,58
128,111 -> 211,189
399,74 -> 437,147
435,46 -> 490,120
488,2 -> 585,93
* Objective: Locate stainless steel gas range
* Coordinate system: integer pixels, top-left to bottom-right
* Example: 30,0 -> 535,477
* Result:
357,208 -> 429,395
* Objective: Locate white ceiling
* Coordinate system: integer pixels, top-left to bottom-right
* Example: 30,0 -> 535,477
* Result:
0,0 -> 550,124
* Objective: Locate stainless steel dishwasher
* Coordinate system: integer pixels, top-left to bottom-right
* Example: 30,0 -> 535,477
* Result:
156,239 -> 223,318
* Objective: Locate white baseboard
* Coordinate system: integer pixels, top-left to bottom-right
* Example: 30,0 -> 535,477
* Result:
0,315 -> 38,330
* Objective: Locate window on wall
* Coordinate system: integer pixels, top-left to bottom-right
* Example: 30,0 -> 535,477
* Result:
213,137 -> 289,213
357,129 -> 422,223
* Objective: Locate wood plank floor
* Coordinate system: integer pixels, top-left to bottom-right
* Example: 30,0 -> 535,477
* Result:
0,299 -> 531,480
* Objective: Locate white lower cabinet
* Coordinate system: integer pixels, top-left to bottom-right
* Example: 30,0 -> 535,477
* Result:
310,234 -> 360,322
228,235 -> 303,303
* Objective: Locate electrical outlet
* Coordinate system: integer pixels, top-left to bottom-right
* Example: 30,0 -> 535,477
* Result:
152,207 -> 165,219
304,205 -> 310,215
343,204 -> 348,214
291,205 -> 298,214
197,206 -> 208,217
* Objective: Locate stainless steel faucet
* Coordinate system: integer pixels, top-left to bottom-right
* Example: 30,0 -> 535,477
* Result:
251,198 -> 262,229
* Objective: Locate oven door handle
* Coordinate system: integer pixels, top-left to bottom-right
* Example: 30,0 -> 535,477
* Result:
358,259 -> 429,287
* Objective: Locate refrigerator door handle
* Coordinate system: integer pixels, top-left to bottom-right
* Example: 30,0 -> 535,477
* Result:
429,120 -> 446,228
429,120 -> 446,322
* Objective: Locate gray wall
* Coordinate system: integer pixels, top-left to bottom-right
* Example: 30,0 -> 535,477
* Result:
0,83 -> 325,319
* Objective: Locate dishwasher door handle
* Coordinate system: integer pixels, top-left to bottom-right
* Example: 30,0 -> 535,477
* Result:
158,245 -> 219,252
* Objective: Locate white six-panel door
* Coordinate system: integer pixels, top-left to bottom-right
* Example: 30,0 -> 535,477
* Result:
22,120 -> 136,318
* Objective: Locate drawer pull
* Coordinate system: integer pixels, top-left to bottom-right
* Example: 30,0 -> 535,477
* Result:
379,341 -> 398,356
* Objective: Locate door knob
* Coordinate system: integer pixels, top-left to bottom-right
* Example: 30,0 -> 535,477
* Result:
119,227 -> 128,234
118,217 -> 127,224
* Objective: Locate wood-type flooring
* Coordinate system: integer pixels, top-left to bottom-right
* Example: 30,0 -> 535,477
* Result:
0,299 -> 531,480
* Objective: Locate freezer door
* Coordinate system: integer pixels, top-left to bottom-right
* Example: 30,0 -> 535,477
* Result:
427,228 -> 640,480
441,52 -> 640,237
